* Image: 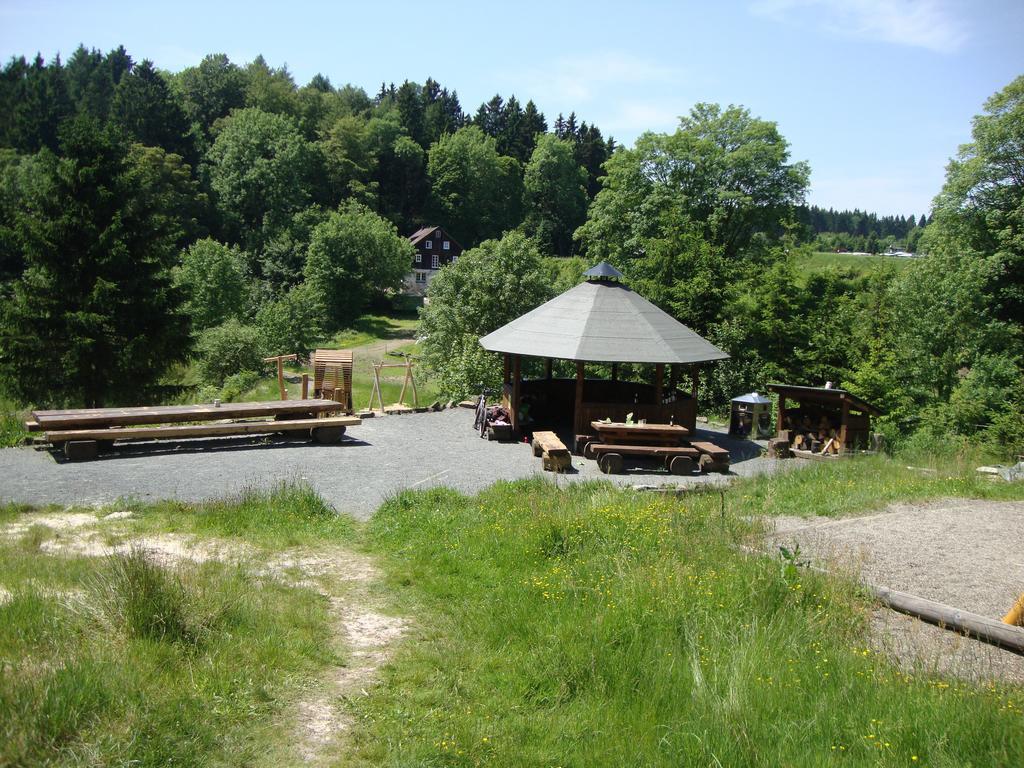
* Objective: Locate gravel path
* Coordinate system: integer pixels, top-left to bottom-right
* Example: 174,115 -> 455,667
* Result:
0,409 -> 782,520
767,499 -> 1024,681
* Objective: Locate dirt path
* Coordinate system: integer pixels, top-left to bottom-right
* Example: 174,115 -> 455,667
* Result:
0,509 -> 407,765
765,498 -> 1024,682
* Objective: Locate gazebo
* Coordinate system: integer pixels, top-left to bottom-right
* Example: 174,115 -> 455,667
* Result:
479,263 -> 729,450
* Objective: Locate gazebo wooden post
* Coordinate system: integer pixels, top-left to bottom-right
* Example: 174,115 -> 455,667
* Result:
654,364 -> 664,405
839,396 -> 850,449
544,358 -> 553,380
503,353 -> 511,385
574,361 -> 585,444
668,364 -> 678,393
777,394 -> 787,437
611,363 -> 618,381
691,366 -> 699,401
511,355 -> 522,431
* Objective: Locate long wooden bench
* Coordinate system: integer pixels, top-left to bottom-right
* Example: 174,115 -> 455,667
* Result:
587,443 -> 700,475
26,399 -> 345,431
46,416 -> 362,460
531,431 -> 570,472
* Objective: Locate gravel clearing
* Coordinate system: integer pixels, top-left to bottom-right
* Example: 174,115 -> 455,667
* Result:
766,499 -> 1024,681
0,408 -> 784,520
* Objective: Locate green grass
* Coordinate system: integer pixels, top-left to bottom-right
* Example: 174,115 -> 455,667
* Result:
0,484 -> 350,767
350,471 -> 1023,766
3,460 -> 1023,765
0,397 -> 29,448
724,452 -> 1024,519
797,251 -> 916,277
233,313 -> 440,409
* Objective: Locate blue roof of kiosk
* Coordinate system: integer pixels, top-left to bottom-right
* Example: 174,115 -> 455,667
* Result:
582,261 -> 624,280
478,265 -> 729,364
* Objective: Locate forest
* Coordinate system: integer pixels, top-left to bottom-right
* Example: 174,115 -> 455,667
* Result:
0,45 -> 1021,456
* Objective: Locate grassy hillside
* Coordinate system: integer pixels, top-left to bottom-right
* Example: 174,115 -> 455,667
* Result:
797,251 -> 917,277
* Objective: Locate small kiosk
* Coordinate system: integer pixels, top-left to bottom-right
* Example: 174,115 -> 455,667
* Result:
729,392 -> 773,439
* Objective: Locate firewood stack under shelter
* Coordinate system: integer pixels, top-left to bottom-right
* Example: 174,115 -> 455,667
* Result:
766,383 -> 883,458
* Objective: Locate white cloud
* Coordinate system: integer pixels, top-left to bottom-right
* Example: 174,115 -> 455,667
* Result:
507,52 -> 685,107
750,0 -> 967,53
602,101 -> 683,137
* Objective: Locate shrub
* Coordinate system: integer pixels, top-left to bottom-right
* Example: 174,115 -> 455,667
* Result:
255,282 -> 325,357
91,549 -> 190,643
194,319 -> 266,386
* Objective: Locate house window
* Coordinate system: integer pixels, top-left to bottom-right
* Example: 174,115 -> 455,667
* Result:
431,254 -> 439,269
425,240 -> 432,249
415,272 -> 427,284
414,252 -> 421,263
443,241 -> 450,250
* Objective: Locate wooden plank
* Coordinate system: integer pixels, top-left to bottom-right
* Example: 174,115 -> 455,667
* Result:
590,444 -> 699,459
44,416 -> 361,442
31,400 -> 344,431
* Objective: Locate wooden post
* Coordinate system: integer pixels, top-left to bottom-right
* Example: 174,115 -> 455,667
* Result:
503,354 -> 511,385
301,374 -> 309,400
691,366 -> 699,401
544,358 -> 553,380
611,363 -> 618,381
777,394 -> 787,438
511,355 -> 522,431
263,354 -> 298,401
839,396 -> 850,450
668,364 -> 678,393
574,360 -> 585,439
654,364 -> 664,405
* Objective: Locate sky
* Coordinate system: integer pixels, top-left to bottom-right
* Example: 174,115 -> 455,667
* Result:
2,0 -> 1022,217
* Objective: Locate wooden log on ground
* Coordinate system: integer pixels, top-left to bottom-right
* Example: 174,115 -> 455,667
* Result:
768,437 -> 791,458
871,584 -> 1024,656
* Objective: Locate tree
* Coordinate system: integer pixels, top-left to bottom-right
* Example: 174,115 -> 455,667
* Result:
929,74 -> 1024,328
255,281 -> 325,356
110,60 -> 192,159
576,103 -> 810,265
522,134 -> 588,256
170,54 -> 247,149
0,117 -> 188,406
303,202 -> 413,327
194,318 -> 266,386
174,238 -> 248,331
427,126 -> 522,246
205,107 -> 318,254
244,55 -> 298,117
418,231 -> 553,398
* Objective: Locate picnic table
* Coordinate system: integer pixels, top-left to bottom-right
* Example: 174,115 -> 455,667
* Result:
583,420 -> 728,475
26,399 -> 360,460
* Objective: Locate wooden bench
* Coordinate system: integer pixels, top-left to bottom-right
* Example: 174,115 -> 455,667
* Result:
45,416 -> 362,460
531,431 -> 570,472
27,399 -> 359,460
687,441 -> 730,473
587,443 -> 700,475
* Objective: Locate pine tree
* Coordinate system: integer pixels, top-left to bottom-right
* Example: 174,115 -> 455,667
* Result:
0,117 -> 189,406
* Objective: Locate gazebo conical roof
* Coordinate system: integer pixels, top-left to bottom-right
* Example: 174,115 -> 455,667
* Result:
479,271 -> 729,365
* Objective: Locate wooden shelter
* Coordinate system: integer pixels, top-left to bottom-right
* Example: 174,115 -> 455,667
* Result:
766,383 -> 882,453
312,349 -> 354,412
479,263 -> 729,449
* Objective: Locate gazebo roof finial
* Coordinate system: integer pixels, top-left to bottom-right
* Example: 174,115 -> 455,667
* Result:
583,261 -> 625,282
